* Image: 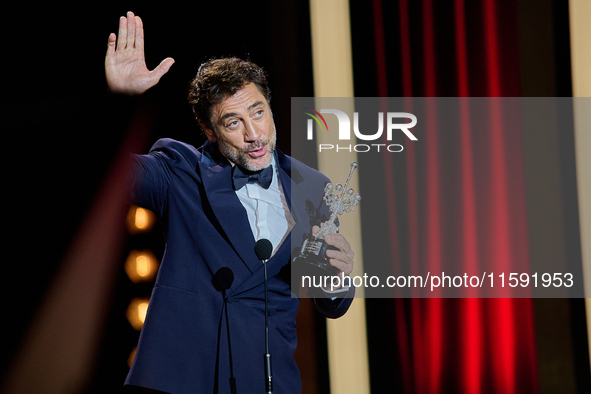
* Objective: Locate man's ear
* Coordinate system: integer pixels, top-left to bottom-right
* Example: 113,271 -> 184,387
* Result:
199,121 -> 217,143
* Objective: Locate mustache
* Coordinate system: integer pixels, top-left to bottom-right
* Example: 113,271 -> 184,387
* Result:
242,139 -> 268,153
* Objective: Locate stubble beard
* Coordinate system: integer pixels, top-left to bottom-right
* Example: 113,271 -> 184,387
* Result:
216,126 -> 277,172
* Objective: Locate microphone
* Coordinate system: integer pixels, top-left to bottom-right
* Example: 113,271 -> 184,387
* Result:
255,239 -> 273,261
212,267 -> 237,394
212,267 -> 234,292
254,239 -> 273,394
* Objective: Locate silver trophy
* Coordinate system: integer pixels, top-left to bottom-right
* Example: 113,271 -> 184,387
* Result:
293,161 -> 361,276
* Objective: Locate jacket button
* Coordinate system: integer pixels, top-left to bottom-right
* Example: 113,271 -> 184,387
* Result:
268,308 -> 276,316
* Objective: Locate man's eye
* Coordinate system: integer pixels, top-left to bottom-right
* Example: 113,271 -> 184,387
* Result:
228,120 -> 239,127
254,110 -> 264,117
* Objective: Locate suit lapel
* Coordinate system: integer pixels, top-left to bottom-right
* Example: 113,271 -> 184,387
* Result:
199,141 -> 261,274
276,151 -> 307,237
199,142 -> 310,294
231,150 -> 307,295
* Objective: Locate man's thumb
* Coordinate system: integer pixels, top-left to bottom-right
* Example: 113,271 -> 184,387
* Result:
152,57 -> 175,80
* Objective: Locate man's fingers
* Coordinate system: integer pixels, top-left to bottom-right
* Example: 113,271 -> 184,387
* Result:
330,259 -> 350,275
117,15 -> 127,50
325,233 -> 352,254
110,13 -> 144,55
126,11 -> 136,49
135,16 -> 144,52
326,248 -> 354,264
323,233 -> 354,276
144,57 -> 175,89
107,33 -> 116,54
326,250 -> 353,275
153,57 -> 175,78
327,249 -> 348,263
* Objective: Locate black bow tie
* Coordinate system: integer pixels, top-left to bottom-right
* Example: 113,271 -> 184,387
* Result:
232,165 -> 273,190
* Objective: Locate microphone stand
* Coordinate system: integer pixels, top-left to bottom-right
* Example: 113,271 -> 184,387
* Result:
263,256 -> 272,394
224,288 -> 237,394
212,267 -> 236,394
255,239 -> 273,394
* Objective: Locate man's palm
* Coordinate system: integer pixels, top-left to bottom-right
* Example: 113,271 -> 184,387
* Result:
105,12 -> 174,95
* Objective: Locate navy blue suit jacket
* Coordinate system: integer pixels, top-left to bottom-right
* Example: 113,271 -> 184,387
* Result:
124,139 -> 354,393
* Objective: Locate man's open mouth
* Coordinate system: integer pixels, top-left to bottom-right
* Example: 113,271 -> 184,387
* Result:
247,145 -> 267,158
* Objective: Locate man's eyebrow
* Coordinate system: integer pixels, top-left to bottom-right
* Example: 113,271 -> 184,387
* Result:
220,101 -> 264,121
248,101 -> 264,111
220,112 -> 237,121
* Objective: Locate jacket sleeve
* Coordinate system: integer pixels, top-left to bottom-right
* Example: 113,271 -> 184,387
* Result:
129,140 -> 178,218
130,152 -> 171,218
312,286 -> 355,319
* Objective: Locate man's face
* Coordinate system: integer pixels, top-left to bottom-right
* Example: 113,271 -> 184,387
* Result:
203,82 -> 276,172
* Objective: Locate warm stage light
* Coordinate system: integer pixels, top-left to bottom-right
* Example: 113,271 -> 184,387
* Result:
126,298 -> 150,331
125,250 -> 159,283
128,347 -> 137,368
136,255 -> 149,276
126,205 -> 156,234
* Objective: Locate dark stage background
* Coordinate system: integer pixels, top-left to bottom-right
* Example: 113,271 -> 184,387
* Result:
3,1 -> 590,393
3,2 -> 318,392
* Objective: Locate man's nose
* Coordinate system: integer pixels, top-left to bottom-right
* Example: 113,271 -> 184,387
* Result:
243,119 -> 260,142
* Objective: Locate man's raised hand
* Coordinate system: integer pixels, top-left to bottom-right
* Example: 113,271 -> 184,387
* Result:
105,11 -> 174,95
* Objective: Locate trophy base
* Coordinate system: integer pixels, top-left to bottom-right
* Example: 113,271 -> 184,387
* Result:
292,237 -> 340,278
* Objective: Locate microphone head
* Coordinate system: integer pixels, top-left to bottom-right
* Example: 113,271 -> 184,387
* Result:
254,239 -> 273,261
212,267 -> 234,292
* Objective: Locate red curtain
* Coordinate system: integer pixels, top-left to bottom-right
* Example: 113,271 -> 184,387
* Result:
369,0 -> 539,392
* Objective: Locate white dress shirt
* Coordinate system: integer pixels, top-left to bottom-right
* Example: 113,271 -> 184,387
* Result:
235,156 -> 294,256
234,156 -> 348,296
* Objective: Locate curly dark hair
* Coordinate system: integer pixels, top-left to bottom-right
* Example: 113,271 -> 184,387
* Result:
187,57 -> 271,132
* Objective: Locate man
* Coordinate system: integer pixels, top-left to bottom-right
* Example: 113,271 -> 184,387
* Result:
106,11 -> 355,393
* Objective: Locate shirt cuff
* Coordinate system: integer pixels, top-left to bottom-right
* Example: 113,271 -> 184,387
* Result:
323,285 -> 350,300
